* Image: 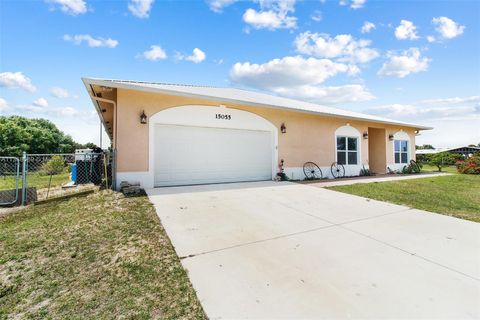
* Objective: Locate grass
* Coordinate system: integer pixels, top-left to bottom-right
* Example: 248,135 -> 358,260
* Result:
421,164 -> 458,174
0,172 -> 70,191
328,174 -> 480,222
0,191 -> 206,319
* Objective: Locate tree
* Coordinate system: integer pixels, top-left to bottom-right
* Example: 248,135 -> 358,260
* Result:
0,116 -> 93,156
416,144 -> 435,150
427,152 -> 457,172
40,155 -> 65,175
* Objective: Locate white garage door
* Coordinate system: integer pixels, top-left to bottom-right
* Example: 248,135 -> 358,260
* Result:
154,124 -> 273,187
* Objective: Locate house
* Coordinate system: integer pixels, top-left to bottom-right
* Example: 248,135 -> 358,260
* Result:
82,78 -> 432,189
416,146 -> 480,157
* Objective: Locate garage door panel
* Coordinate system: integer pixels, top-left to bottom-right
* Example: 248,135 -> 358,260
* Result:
154,125 -> 273,187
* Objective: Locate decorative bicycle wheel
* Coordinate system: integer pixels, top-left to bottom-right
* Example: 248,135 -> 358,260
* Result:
330,162 -> 345,178
303,162 -> 323,180
409,159 -> 421,173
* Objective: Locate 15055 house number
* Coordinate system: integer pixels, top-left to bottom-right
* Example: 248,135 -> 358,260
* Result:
215,114 -> 231,120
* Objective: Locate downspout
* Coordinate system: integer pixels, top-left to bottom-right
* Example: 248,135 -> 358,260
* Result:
88,94 -> 118,149
88,93 -> 118,190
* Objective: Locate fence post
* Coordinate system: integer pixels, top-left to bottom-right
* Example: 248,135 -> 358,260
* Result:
21,152 -> 27,205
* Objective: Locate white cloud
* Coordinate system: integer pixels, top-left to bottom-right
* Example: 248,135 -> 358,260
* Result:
339,0 -> 366,9
378,48 -> 430,78
15,99 -> 81,117
432,16 -> 465,39
46,0 -> 87,15
0,98 -> 9,112
365,96 -> 480,147
273,84 -> 375,104
294,32 -> 379,63
0,72 -> 37,92
33,98 -> 49,108
207,0 -> 236,12
311,10 -> 322,22
177,48 -> 206,64
230,56 -> 359,89
350,0 -> 366,9
58,106 -> 79,117
395,20 -> 419,40
140,45 -> 167,61
128,0 -> 154,18
230,56 -> 376,104
365,96 -> 480,120
426,35 -> 436,43
63,34 -> 118,48
418,96 -> 480,108
51,87 -> 70,98
361,21 -> 375,33
243,0 -> 297,30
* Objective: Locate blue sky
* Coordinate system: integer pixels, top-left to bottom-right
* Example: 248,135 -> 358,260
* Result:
1,0 -> 479,148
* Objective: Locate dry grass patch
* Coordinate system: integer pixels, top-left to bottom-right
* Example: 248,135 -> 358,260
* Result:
0,190 -> 206,319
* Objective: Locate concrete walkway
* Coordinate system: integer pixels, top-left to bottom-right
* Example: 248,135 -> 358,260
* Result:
301,172 -> 449,188
147,181 -> 480,319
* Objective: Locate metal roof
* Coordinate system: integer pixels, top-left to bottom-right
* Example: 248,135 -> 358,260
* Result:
416,146 -> 480,154
82,77 -> 433,130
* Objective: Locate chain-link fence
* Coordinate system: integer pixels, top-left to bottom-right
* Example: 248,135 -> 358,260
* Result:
0,157 -> 21,206
0,150 -> 115,207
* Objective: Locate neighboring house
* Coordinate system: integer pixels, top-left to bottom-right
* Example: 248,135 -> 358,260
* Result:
416,146 -> 480,157
82,78 -> 431,188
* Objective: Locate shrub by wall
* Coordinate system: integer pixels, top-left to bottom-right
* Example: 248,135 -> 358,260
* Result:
456,155 -> 480,174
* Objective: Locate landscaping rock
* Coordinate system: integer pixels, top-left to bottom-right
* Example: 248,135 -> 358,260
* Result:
120,181 -> 146,197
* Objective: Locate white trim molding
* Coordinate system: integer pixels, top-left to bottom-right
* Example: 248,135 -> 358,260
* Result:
116,171 -> 151,189
284,164 -> 368,180
334,125 -> 362,167
390,130 -> 411,171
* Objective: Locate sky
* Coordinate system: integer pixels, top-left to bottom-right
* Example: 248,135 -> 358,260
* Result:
0,0 -> 479,148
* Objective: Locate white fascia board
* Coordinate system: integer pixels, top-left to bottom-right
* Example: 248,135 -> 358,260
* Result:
81,78 -> 112,139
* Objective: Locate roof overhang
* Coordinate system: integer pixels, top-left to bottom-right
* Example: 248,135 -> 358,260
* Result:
82,77 -> 433,131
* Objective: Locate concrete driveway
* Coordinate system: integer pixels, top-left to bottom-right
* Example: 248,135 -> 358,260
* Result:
147,181 -> 480,319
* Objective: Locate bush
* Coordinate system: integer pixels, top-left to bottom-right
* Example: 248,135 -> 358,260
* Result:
456,155 -> 480,174
359,166 -> 373,176
40,156 -> 65,175
277,172 -> 289,181
401,161 -> 422,174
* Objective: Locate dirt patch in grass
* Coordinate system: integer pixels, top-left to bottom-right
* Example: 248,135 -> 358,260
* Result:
327,174 -> 480,222
0,190 -> 206,319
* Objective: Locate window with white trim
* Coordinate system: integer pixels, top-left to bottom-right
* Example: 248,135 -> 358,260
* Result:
394,140 -> 409,164
337,136 -> 358,165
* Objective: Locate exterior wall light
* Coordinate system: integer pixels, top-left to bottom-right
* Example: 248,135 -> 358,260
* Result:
140,110 -> 147,124
363,132 -> 369,139
388,134 -> 394,141
281,123 -> 286,134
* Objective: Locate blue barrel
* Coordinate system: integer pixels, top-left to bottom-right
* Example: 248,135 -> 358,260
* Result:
71,164 -> 77,183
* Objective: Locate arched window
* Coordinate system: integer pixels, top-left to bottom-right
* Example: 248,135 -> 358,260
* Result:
335,125 -> 360,165
393,131 -> 410,164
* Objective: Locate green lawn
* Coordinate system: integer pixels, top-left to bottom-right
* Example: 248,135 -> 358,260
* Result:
421,164 -> 458,174
0,172 -> 70,191
0,191 -> 206,319
328,174 -> 480,222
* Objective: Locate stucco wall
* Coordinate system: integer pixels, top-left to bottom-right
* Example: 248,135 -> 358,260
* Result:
115,88 -> 417,173
368,128 -> 387,174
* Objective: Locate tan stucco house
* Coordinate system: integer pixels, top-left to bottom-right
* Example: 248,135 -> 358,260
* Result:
82,78 -> 432,189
